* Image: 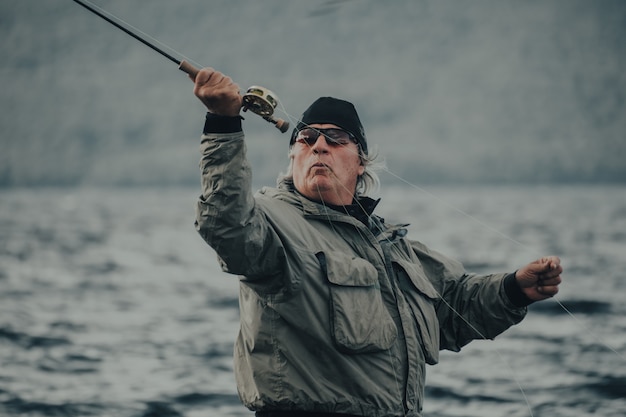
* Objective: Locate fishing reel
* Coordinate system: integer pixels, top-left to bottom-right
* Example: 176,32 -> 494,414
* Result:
178,62 -> 288,133
242,86 -> 290,133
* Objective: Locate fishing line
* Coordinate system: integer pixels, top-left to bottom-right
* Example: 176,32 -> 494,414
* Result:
73,0 -> 289,130
73,0 -> 204,70
284,115 -> 535,416
278,101 -> 535,254
281,103 -> 625,356
552,298 -> 625,360
277,103 -> 626,413
374,157 -> 626,360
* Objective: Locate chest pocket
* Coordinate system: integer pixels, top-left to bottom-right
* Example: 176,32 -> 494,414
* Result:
394,259 -> 441,364
317,251 -> 398,354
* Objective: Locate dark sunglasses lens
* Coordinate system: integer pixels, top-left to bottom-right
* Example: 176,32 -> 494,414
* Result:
296,128 -> 318,144
296,128 -> 353,145
324,129 -> 349,142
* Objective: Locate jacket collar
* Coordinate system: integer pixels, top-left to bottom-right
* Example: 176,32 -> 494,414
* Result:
316,196 -> 380,226
273,178 -> 379,223
261,182 -> 408,239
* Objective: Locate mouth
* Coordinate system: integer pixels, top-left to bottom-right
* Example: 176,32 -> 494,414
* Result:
309,162 -> 332,176
311,162 -> 331,171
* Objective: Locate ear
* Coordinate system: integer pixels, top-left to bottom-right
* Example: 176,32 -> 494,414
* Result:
357,164 -> 365,176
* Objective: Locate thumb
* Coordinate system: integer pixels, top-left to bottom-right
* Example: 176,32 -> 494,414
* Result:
522,256 -> 561,278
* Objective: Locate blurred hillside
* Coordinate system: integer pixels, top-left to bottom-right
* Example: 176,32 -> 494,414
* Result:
1,0 -> 625,187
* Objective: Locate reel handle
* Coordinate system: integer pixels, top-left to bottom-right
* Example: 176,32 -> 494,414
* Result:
261,115 -> 290,133
178,61 -> 289,134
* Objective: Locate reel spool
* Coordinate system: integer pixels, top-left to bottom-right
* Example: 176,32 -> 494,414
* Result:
242,86 -> 290,133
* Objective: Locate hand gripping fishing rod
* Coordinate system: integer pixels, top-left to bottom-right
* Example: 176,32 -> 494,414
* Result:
72,0 -> 289,133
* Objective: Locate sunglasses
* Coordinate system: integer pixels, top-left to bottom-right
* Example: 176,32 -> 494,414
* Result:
294,128 -> 357,147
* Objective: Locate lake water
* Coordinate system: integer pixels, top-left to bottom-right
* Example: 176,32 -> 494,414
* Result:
1,184 -> 624,417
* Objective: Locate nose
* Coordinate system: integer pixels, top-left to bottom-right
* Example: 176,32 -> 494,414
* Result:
309,134 -> 330,153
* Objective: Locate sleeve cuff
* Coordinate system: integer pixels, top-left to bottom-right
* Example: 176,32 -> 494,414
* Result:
202,112 -> 243,134
503,272 -> 535,307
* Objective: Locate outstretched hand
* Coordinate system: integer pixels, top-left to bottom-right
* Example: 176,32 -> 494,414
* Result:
516,256 -> 563,301
192,67 -> 242,117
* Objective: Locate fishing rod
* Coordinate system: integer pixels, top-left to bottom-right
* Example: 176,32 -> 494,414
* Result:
72,0 -> 289,133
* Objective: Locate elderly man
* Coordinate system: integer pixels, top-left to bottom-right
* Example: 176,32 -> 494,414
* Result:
191,68 -> 563,417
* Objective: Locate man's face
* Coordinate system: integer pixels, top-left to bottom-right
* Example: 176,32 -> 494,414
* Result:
291,123 -> 365,206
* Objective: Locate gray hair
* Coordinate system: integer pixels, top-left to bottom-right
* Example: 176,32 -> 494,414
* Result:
277,146 -> 384,197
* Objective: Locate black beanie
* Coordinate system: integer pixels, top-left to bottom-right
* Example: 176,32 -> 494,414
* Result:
289,97 -> 368,155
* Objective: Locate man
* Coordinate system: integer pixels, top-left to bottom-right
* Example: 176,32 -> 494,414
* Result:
191,68 -> 563,417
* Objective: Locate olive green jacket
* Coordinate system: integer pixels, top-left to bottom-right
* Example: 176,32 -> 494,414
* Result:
195,132 -> 527,417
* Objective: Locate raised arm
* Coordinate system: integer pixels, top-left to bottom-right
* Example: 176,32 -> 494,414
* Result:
191,69 -> 286,282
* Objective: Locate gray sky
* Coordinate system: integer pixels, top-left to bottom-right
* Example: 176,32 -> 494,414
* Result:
1,0 -> 625,186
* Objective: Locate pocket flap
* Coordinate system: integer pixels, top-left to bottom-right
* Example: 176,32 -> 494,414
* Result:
317,252 -> 379,287
394,259 -> 439,300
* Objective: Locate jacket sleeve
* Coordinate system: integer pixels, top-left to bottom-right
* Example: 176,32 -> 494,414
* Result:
411,240 -> 527,352
194,125 -> 287,283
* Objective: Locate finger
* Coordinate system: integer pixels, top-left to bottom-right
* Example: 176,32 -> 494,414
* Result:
217,75 -> 238,92
538,275 -> 562,287
535,256 -> 561,275
537,284 -> 559,297
545,256 -> 561,270
538,267 -> 561,277
195,69 -> 209,86
542,265 -> 563,279
195,67 -> 217,86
